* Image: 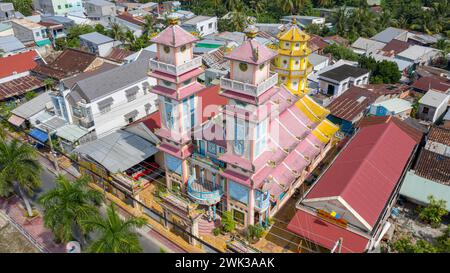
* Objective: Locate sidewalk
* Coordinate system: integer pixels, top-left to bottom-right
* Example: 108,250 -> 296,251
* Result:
0,196 -> 65,253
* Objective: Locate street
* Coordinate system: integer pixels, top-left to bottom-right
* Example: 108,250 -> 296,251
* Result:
25,158 -> 178,253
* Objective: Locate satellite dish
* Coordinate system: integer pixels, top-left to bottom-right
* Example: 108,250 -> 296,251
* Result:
66,241 -> 81,253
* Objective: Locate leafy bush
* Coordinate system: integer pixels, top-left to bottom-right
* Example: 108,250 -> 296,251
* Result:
213,227 -> 221,236
247,224 -> 264,241
391,236 -> 437,253
221,211 -> 236,233
323,44 -> 360,62
419,195 -> 448,228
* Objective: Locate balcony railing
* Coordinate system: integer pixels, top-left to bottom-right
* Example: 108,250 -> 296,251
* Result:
150,56 -> 202,76
220,72 -> 278,97
255,192 -> 270,212
273,65 -> 313,77
187,176 -> 223,206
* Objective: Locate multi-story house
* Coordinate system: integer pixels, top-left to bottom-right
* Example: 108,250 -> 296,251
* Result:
79,32 -> 115,57
11,18 -> 51,47
148,17 -> 339,237
84,0 -> 116,21
0,3 -> 16,22
64,50 -> 158,138
37,0 -> 83,16
181,16 -> 217,37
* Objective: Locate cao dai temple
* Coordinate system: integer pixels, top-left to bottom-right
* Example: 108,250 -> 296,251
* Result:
146,15 -> 339,245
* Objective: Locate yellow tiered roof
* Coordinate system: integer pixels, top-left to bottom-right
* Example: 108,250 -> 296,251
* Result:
312,119 -> 340,143
277,24 -> 310,42
295,95 -> 330,123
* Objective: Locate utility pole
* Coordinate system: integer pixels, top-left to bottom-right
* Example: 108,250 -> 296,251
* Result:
46,128 -> 60,174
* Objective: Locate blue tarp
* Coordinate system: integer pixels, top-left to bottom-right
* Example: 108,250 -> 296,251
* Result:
29,128 -> 48,144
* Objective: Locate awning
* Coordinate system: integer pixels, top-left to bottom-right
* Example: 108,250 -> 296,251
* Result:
56,124 -> 89,143
287,209 -> 370,253
8,114 -> 25,127
29,128 -> 48,144
36,39 -> 52,47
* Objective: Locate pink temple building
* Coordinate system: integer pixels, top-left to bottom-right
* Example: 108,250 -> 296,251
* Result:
149,18 -> 338,235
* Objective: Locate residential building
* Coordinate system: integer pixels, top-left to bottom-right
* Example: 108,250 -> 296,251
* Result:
288,120 -> 420,253
411,75 -> 450,94
396,45 -> 441,66
0,50 -> 40,83
273,18 -> 313,95
181,16 -> 217,37
37,0 -> 83,15
8,91 -> 53,129
400,126 -> 450,211
327,84 -> 409,133
0,3 -> 16,22
84,0 -> 116,20
369,98 -> 413,119
0,22 -> 14,37
308,53 -> 329,72
417,89 -> 450,123
11,18 -> 51,47
110,12 -> 144,37
351,37 -> 386,55
79,32 -> 115,57
0,35 -> 25,55
38,20 -> 66,45
65,50 -> 158,137
379,39 -> 410,57
317,64 -> 370,98
371,27 -> 409,44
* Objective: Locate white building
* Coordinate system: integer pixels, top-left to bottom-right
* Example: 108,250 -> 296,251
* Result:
65,50 -> 158,138
79,31 -> 115,57
395,45 -> 441,66
317,63 -> 370,98
417,89 -> 450,123
84,0 -> 116,20
181,15 -> 217,37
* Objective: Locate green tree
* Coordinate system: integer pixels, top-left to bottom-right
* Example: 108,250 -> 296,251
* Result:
10,0 -> 33,16
247,224 -> 264,242
109,22 -> 125,42
392,236 -> 437,253
419,195 -> 448,227
221,211 -> 236,233
142,15 -> 155,38
0,139 -> 42,217
43,78 -> 55,91
24,91 -> 37,101
38,175 -> 104,245
436,226 -> 450,253
323,43 -> 359,61
82,204 -> 146,253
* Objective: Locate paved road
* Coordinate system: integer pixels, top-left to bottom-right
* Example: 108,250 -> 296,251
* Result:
27,165 -> 169,253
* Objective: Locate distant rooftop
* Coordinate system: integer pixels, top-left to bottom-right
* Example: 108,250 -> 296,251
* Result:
319,64 -> 369,82
182,15 -> 214,25
419,89 -> 449,107
79,32 -> 114,45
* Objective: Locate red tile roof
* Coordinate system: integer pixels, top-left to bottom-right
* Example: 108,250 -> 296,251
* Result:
427,125 -> 450,146
411,76 -> 450,93
0,50 -> 38,79
0,75 -> 44,100
414,149 -> 450,185
305,122 -> 417,227
308,34 -> 328,51
287,210 -> 370,253
357,116 -> 423,143
117,13 -> 145,26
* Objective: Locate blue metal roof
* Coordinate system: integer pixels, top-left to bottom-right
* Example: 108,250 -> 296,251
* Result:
29,128 -> 48,144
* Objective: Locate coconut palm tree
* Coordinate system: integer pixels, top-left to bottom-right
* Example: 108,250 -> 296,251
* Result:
109,22 -> 124,42
38,175 -> 104,245
0,139 -> 41,217
332,6 -> 348,37
82,204 -> 146,253
43,78 -> 55,91
278,0 -> 294,14
142,15 -> 155,39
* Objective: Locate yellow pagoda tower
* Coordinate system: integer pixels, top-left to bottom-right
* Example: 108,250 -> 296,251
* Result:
273,19 -> 340,144
274,18 -> 313,96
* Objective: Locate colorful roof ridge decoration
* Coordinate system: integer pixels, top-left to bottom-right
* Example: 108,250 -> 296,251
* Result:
224,25 -> 277,65
150,14 -> 198,47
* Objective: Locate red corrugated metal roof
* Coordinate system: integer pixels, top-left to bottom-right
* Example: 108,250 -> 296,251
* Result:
287,209 -> 369,253
305,122 -> 417,227
0,50 -> 38,78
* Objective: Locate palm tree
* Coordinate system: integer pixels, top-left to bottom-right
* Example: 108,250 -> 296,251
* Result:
142,15 -> 155,39
0,139 -> 41,217
332,6 -> 348,37
316,0 -> 331,8
278,0 -> 294,14
43,78 -> 55,91
109,22 -> 124,42
124,29 -> 136,47
82,204 -> 146,253
38,175 -> 103,245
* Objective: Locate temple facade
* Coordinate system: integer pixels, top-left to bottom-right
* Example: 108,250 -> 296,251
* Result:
149,17 -> 339,236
